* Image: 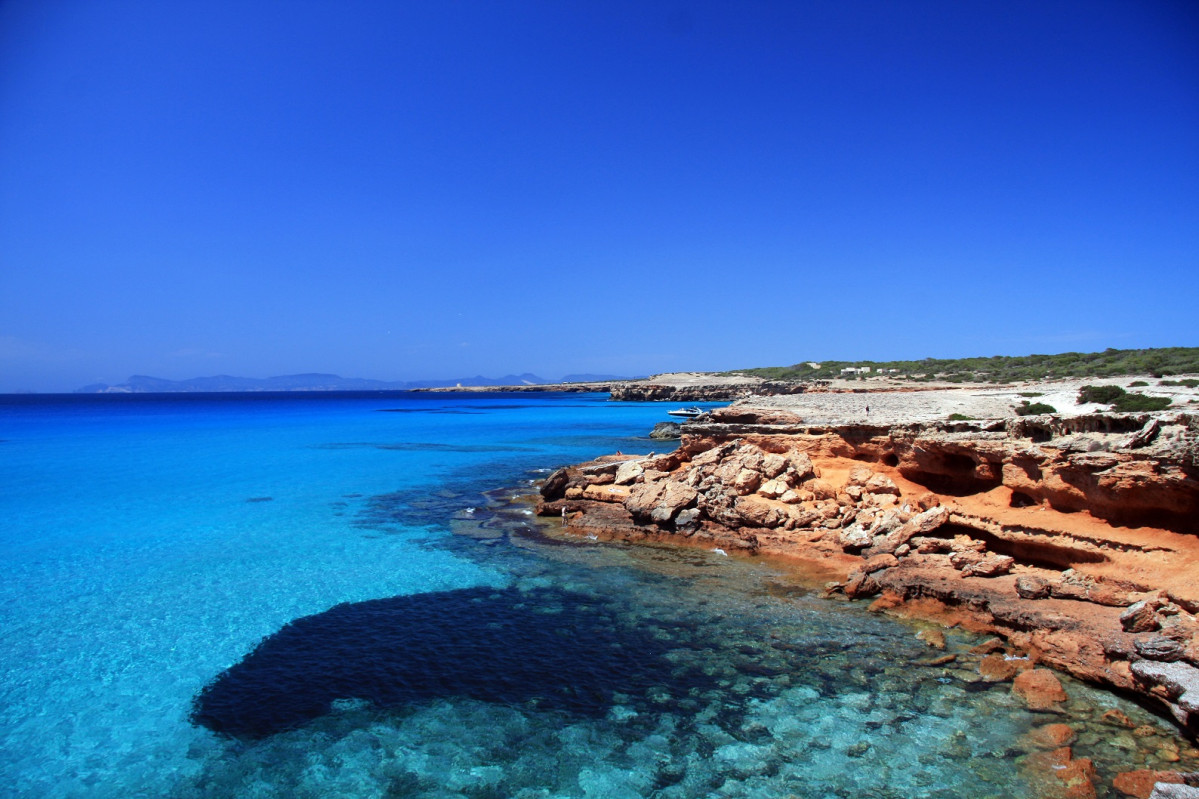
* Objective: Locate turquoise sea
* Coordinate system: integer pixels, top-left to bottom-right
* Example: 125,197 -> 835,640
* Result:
0,392 -> 1185,798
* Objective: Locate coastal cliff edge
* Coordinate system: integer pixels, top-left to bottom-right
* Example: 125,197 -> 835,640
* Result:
537,404 -> 1199,750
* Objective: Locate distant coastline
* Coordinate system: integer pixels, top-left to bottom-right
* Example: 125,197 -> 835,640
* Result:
71,372 -> 639,394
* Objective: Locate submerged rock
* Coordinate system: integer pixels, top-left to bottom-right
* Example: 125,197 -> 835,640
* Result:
192,586 -> 699,740
1013,669 -> 1069,711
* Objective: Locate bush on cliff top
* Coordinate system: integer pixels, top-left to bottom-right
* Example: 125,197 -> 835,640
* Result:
737,347 -> 1199,384
1078,384 -> 1171,412
1112,393 -> 1171,412
1015,401 -> 1057,416
1078,385 -> 1126,404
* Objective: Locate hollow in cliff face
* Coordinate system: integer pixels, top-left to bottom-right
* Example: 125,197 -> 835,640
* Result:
898,450 -> 1003,497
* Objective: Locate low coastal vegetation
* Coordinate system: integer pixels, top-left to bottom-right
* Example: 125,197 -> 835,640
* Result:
738,346 -> 1199,384
1014,400 -> 1057,416
1078,384 -> 1172,412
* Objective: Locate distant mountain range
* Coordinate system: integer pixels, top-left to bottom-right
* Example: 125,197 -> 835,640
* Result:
74,372 -> 638,393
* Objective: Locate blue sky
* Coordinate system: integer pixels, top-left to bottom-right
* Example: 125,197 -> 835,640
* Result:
1,0 -> 1196,391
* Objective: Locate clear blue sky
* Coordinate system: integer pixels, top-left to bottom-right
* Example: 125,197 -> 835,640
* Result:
2,0 -> 1196,392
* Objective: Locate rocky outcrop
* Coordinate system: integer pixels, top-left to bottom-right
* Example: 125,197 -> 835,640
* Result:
649,422 -> 682,440
537,407 -> 1199,735
608,381 -> 809,402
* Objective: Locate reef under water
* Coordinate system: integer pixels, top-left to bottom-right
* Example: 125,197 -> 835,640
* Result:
193,586 -> 698,740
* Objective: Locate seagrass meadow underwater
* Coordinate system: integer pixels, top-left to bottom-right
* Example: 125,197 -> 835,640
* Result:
0,392 -> 1186,798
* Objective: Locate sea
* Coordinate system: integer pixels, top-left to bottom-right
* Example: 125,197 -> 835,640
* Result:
0,391 -> 1187,798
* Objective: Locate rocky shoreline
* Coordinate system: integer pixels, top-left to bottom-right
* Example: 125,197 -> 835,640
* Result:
535,395 -> 1199,795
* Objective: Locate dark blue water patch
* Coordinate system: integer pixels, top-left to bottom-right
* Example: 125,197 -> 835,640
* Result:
245,496 -> 273,503
523,434 -> 669,451
191,586 -> 698,740
376,442 -> 537,453
311,441 -> 535,453
376,408 -> 482,414
381,402 -> 612,414
355,485 -> 482,531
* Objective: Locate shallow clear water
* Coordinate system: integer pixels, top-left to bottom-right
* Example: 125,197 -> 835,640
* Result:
0,392 -> 1188,798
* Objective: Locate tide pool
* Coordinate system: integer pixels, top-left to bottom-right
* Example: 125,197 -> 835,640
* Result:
0,392 -> 1184,798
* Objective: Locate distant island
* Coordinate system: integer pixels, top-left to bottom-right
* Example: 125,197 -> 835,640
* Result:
73,372 -> 639,394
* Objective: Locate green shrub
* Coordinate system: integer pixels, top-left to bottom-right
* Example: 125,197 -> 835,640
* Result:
1111,393 -> 1171,412
1128,380 -> 1148,387
1019,391 -> 1044,397
738,347 -> 1199,384
1077,385 -> 1126,404
1160,378 -> 1199,388
947,413 -> 974,421
1015,401 -> 1057,416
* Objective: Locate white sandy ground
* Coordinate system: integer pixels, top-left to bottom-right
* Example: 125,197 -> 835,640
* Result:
736,375 -> 1199,425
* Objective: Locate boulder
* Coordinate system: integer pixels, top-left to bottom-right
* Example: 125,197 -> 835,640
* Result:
734,495 -> 782,528
980,654 -> 1020,682
541,468 -> 572,501
915,492 -> 941,510
1121,600 -> 1163,633
787,451 -> 816,482
862,553 -> 899,573
732,445 -> 765,473
758,478 -> 789,499
1013,668 -> 1068,710
783,505 -> 821,529
1135,635 -> 1186,662
962,553 -> 1015,578
1130,660 -> 1199,719
847,466 -> 875,486
733,468 -> 761,496
1017,575 -> 1053,599
806,478 -> 836,499
1054,756 -> 1098,799
625,480 -> 697,524
916,628 -> 946,649
949,550 -> 986,571
582,484 -> 627,503
869,509 -> 904,537
1148,785 -> 1199,799
864,473 -> 901,496
1113,770 -> 1185,799
871,506 -> 950,554
760,452 -> 788,478
968,638 -> 1006,655
844,570 -> 881,598
1021,723 -> 1077,750
1101,709 -> 1136,728
838,524 -> 872,551
613,460 -> 644,485
689,443 -> 732,468
648,422 -> 682,440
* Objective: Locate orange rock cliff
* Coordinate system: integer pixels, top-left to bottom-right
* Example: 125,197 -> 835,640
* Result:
537,406 -> 1199,738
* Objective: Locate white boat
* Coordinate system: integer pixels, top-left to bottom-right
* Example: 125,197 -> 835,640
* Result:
667,406 -> 703,418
